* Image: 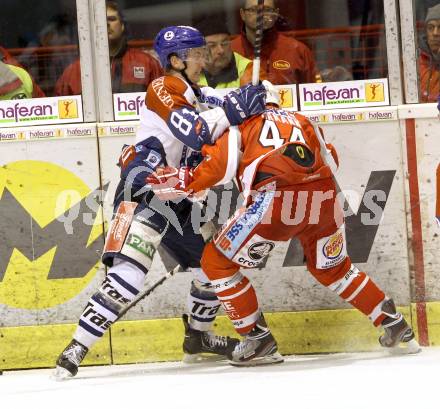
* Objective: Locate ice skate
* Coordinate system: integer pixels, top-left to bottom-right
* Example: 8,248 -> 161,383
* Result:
379,299 -> 421,354
53,339 -> 89,380
182,314 -> 239,363
228,314 -> 284,367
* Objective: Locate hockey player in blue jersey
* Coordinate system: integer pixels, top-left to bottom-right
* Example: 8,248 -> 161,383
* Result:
54,25 -> 267,379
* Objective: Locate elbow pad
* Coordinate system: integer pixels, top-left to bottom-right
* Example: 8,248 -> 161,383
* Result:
167,108 -> 213,151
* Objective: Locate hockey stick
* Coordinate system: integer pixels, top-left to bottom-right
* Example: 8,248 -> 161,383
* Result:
115,263 -> 181,323
252,0 -> 265,85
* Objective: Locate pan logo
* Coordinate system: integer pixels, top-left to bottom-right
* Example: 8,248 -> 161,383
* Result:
0,160 -> 104,309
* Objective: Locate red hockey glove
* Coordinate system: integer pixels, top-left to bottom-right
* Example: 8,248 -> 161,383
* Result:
146,166 -> 194,201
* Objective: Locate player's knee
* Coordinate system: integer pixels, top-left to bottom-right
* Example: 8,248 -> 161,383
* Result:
97,261 -> 145,313
309,255 -> 352,286
102,201 -> 168,274
200,242 -> 229,279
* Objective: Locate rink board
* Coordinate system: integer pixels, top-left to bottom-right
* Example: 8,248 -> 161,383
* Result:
0,302 -> 433,369
0,106 -> 439,370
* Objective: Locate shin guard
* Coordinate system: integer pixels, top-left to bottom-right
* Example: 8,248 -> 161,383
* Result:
74,260 -> 145,348
328,264 -> 386,326
211,272 -> 260,335
187,268 -> 221,331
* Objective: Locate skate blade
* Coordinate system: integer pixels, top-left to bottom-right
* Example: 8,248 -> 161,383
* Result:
51,366 -> 74,381
182,353 -> 228,364
386,339 -> 422,355
229,351 -> 284,367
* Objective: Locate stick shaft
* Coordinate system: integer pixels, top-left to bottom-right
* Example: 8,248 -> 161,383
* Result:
252,0 -> 265,85
115,264 -> 181,322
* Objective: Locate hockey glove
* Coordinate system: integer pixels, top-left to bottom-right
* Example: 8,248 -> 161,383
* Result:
223,83 -> 266,126
146,166 -> 194,201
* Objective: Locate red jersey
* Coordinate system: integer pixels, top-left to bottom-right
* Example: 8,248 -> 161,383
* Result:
187,108 -> 338,198
418,48 -> 440,103
231,28 -> 318,85
55,46 -> 163,95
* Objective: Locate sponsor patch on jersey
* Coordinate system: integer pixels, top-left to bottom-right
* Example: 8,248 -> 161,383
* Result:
248,241 -> 275,260
134,66 -> 145,79
232,234 -> 277,268
273,60 -> 291,70
316,225 -> 347,269
214,188 -> 275,259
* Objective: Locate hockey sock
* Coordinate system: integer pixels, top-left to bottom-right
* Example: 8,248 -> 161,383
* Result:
328,264 -> 386,326
212,272 -> 260,335
74,259 -> 145,348
187,268 -> 221,331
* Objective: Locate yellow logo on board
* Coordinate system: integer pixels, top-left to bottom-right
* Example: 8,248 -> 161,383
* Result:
58,99 -> 79,119
0,161 -> 103,309
365,83 -> 385,102
278,88 -> 293,108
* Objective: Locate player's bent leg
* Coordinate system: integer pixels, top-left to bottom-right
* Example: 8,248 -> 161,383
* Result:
325,264 -> 419,353
54,259 -> 146,379
160,218 -> 241,362
201,243 -> 283,366
183,267 -> 239,362
54,200 -> 166,380
307,252 -> 420,353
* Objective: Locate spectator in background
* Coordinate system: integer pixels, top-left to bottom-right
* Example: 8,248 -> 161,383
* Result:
55,1 -> 163,95
320,65 -> 353,83
0,45 -> 45,98
196,16 -> 254,88
231,0 -> 319,85
419,4 -> 440,102
0,61 -> 34,100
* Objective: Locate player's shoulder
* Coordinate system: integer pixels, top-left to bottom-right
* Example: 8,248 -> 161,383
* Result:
147,75 -> 189,96
146,75 -> 195,114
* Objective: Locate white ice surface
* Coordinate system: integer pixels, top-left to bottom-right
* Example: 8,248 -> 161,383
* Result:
1,349 -> 439,409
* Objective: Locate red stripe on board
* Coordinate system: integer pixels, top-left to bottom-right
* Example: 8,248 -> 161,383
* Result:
405,118 -> 429,346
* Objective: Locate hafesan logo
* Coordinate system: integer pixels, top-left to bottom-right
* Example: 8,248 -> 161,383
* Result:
0,161 -> 104,309
273,60 -> 290,70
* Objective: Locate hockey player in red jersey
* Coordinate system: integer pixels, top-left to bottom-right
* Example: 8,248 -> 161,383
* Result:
148,81 -> 421,366
54,26 -> 267,379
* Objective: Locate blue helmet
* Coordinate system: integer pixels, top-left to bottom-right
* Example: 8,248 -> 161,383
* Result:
154,25 -> 206,68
